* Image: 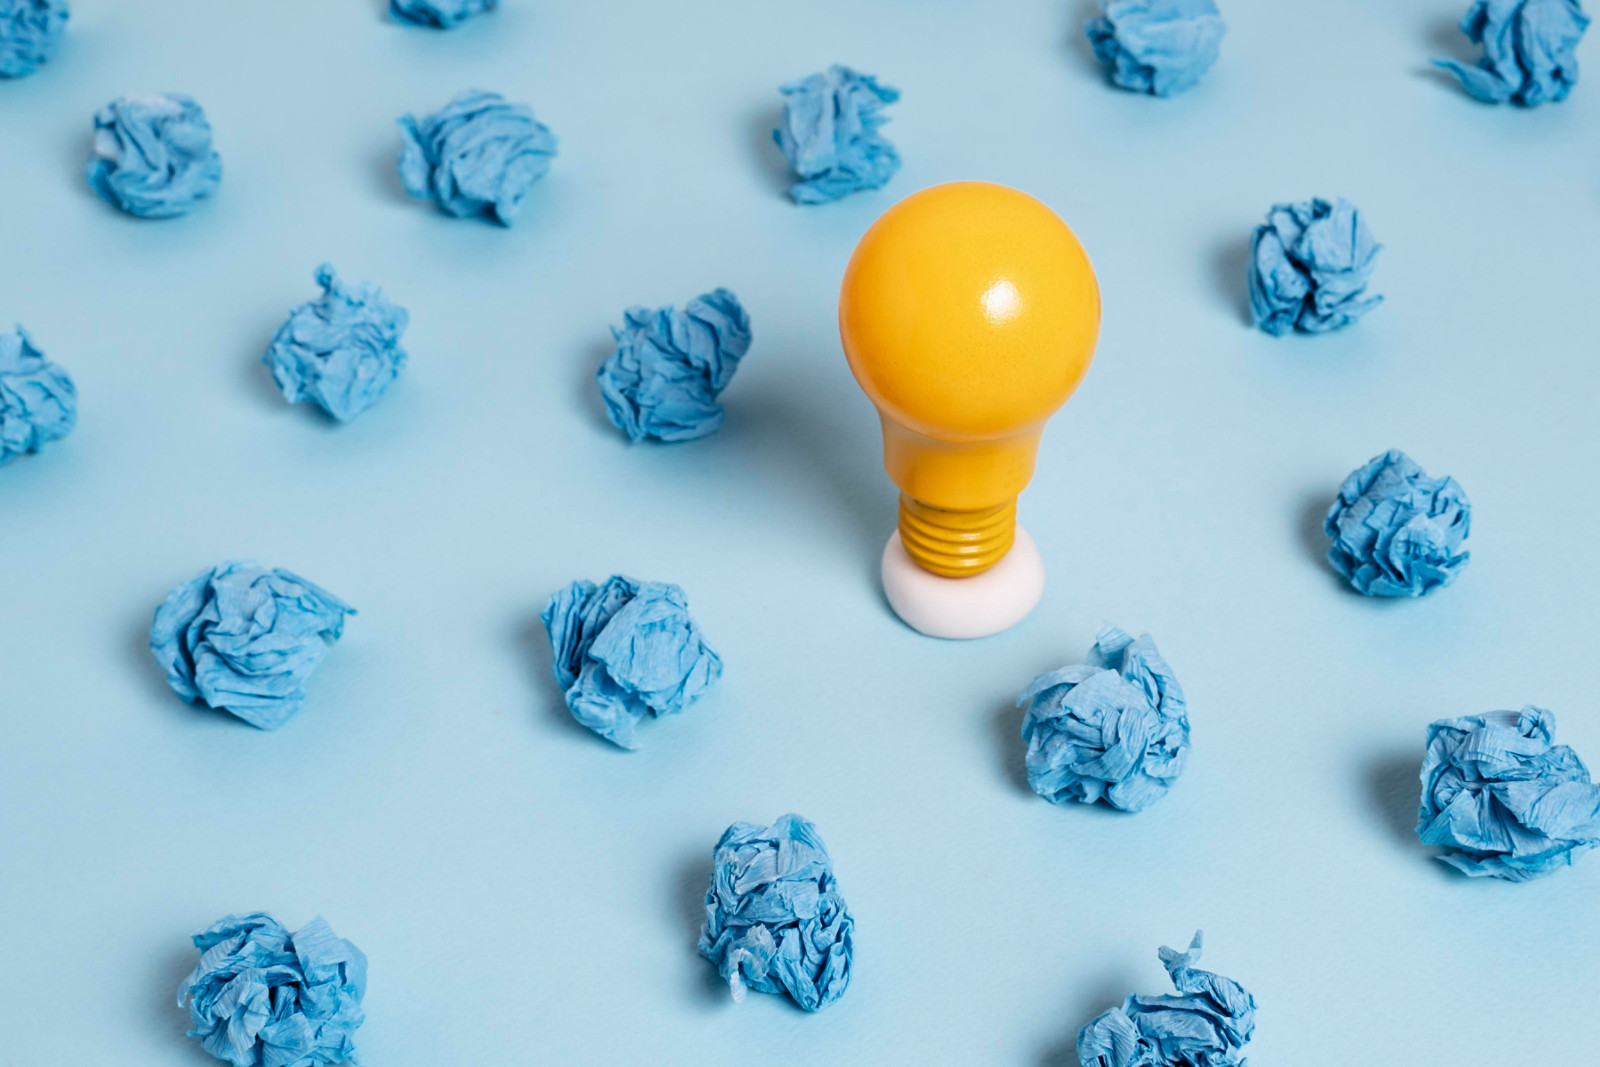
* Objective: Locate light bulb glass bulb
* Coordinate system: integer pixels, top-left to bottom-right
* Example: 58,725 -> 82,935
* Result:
840,182 -> 1101,578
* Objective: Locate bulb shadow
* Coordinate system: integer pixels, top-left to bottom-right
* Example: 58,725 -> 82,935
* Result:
719,378 -> 892,589
745,102 -> 793,201
1208,232 -> 1255,328
562,330 -> 891,587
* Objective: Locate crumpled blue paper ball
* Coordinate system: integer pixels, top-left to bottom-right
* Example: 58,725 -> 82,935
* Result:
398,89 -> 556,225
1417,708 -> 1600,881
0,0 -> 68,78
177,913 -> 366,1067
86,93 -> 222,219
1324,449 -> 1471,598
1434,0 -> 1590,107
1019,625 -> 1190,813
264,263 -> 409,423
773,65 -> 900,205
1078,932 -> 1256,1067
698,813 -> 855,1013
1248,197 -> 1382,335
1086,0 -> 1226,96
149,560 -> 355,730
390,0 -> 496,28
0,325 -> 76,468
541,574 -> 722,749
597,288 -> 752,442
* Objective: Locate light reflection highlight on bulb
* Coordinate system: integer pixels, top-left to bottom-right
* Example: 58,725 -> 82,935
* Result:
980,279 -> 1022,324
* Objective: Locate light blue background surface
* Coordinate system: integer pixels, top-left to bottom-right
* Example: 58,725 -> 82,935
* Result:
2,1 -> 1598,1062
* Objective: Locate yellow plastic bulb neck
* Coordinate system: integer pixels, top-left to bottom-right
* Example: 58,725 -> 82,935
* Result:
898,494 -> 1017,578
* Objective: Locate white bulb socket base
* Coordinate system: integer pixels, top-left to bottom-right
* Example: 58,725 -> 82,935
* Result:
880,525 -> 1045,639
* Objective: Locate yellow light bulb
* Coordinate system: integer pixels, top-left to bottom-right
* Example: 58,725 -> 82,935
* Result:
840,182 -> 1101,588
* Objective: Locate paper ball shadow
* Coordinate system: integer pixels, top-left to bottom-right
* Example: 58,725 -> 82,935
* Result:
990,677 -> 1150,816
128,608 -> 213,720
369,136 -> 412,207
1365,749 -> 1424,853
744,102 -> 793,201
511,610 -> 602,743
240,317 -> 340,424
1423,13 -> 1474,62
574,336 -> 619,436
1296,489 -> 1332,567
670,850 -> 729,1007
991,697 -> 1035,796
370,133 -> 561,228
1037,967 -> 1142,1066
378,0 -> 523,41
243,314 -> 413,432
1208,233 -> 1255,328
160,942 -> 218,1064
1300,489 -> 1432,604
1415,12 -> 1489,93
1065,0 -> 1107,82
1297,489 -> 1376,597
71,130 -> 192,221
69,129 -> 106,211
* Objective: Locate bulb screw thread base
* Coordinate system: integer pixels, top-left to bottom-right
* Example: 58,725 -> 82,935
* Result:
898,494 -> 1018,578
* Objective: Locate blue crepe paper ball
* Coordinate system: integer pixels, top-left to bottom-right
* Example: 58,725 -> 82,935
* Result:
1078,932 -> 1256,1067
0,325 -> 76,467
390,0 -> 497,28
1086,0 -> 1227,96
149,560 -> 355,730
597,288 -> 752,442
0,0 -> 68,78
1434,0 -> 1590,107
1418,708 -> 1600,881
264,263 -> 409,423
541,574 -> 723,749
177,913 -> 366,1067
698,813 -> 855,1012
86,93 -> 222,219
397,89 -> 557,225
1248,197 -> 1382,335
773,65 -> 901,204
1324,449 -> 1471,597
1020,625 -> 1190,813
